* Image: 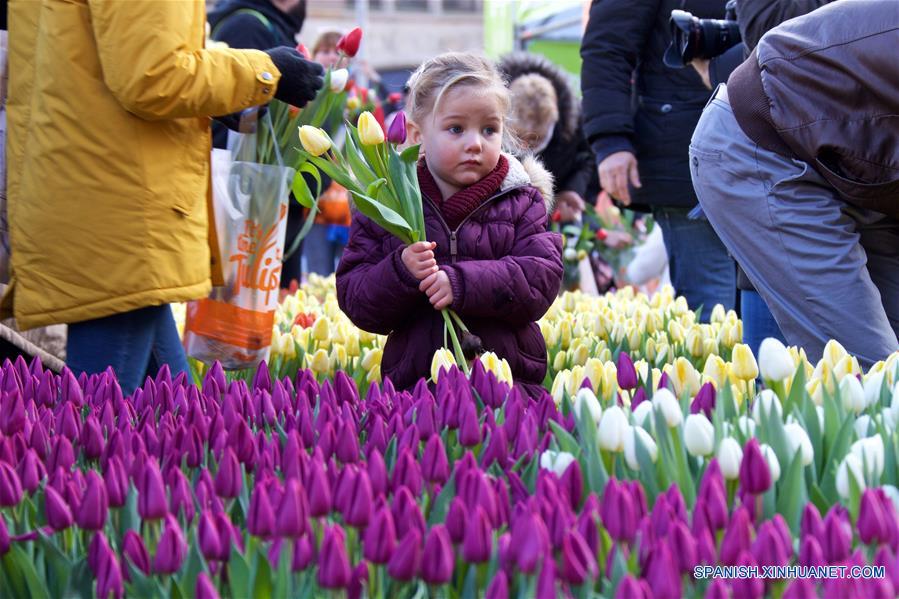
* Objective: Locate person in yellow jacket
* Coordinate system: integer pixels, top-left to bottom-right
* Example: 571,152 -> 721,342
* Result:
6,0 -> 323,394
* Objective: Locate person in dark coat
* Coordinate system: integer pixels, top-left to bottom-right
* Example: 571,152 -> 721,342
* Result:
690,0 -> 899,369
208,0 -> 309,290
498,52 -> 596,222
580,0 -> 735,321
337,53 -> 563,398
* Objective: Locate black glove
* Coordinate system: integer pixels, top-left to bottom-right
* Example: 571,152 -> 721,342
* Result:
264,47 -> 324,107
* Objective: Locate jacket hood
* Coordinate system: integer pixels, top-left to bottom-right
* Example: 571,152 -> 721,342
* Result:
208,0 -> 304,40
497,52 -> 580,143
501,153 -> 555,212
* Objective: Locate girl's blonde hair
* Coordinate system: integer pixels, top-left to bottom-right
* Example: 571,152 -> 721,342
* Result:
406,52 -> 517,149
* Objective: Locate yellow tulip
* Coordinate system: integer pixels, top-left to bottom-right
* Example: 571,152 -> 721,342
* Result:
311,316 -> 330,343
308,349 -> 330,374
559,319 -> 573,350
584,358 -> 604,392
671,357 -> 701,397
672,296 -> 689,316
330,345 -> 347,369
686,327 -> 704,358
344,333 -> 361,358
730,343 -> 759,381
347,96 -> 361,111
361,348 -> 382,371
298,125 -> 331,156
551,371 -> 570,407
668,321 -> 685,344
703,354 -> 728,388
710,304 -> 726,323
553,350 -> 568,373
478,351 -> 514,385
367,364 -> 381,384
430,348 -> 456,382
821,339 -> 848,369
570,342 -> 589,367
357,111 -> 385,145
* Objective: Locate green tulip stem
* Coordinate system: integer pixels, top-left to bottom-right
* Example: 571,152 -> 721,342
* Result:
448,309 -> 469,333
441,309 -> 469,376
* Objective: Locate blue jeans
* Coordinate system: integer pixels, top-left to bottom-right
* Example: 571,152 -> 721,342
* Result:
66,305 -> 190,396
304,223 -> 347,276
741,289 -> 786,358
652,206 -> 736,322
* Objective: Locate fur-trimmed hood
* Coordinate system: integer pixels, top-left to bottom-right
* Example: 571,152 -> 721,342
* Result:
501,153 -> 556,212
497,52 -> 580,143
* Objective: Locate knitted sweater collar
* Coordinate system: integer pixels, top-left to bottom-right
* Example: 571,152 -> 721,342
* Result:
417,155 -> 510,229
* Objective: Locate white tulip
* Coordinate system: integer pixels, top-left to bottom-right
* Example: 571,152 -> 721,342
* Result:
840,375 -> 866,414
573,388 -> 603,426
850,436 -> 885,480
563,247 -> 578,262
684,413 -> 715,457
836,453 -> 866,498
816,406 -> 825,432
539,450 -> 577,477
783,422 -> 814,466
890,381 -> 899,423
598,406 -> 628,452
758,337 -> 794,381
854,415 -> 874,439
652,388 -> 683,428
717,437 -> 743,480
328,68 -> 349,92
751,389 -> 783,424
864,371 -> 886,408
737,415 -> 757,438
632,401 -> 653,427
881,408 -> 896,431
624,425 -> 658,470
760,443 -> 781,482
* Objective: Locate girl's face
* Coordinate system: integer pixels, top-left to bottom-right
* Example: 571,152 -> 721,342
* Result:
314,46 -> 340,69
410,85 -> 504,198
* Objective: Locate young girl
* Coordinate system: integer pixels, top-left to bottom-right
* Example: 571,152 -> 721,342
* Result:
336,53 -> 563,398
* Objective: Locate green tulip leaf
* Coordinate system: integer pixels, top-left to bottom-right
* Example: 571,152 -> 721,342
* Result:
349,190 -> 415,244
776,450 -> 808,533
427,472 -> 456,525
549,420 -> 581,458
400,144 -> 421,164
252,548 -> 274,599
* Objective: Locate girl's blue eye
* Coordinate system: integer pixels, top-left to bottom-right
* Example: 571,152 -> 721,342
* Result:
448,126 -> 462,134
484,127 -> 497,135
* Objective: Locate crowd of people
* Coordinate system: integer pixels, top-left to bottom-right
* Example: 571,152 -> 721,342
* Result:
1,0 -> 896,392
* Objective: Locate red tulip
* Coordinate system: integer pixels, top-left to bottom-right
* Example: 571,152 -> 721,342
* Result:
336,27 -> 362,58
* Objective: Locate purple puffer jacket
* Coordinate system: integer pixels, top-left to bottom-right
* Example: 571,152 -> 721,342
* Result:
336,155 -> 563,397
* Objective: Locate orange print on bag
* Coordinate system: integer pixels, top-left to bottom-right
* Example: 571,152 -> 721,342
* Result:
229,204 -> 288,305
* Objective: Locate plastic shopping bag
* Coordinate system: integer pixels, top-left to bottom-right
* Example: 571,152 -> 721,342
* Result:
183,112 -> 295,369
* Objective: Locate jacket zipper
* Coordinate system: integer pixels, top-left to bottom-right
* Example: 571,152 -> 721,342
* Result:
422,186 -> 526,264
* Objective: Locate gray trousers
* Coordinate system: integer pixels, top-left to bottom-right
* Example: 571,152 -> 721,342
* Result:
690,85 -> 899,369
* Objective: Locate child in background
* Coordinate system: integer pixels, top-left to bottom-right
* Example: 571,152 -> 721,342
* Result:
336,53 -> 563,398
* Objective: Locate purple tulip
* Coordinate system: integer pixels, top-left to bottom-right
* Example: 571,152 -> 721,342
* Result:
214,448 -> 242,499
446,497 -> 469,544
511,510 -> 548,573
458,400 -> 482,447
198,511 -> 223,562
18,449 -> 45,495
307,458 -> 332,517
153,515 -> 187,574
463,506 -> 493,564
560,528 -> 598,585
387,110 -> 407,144
0,462 -> 23,507
247,485 -> 275,538
739,438 -> 771,495
859,488 -> 893,546
388,528 -> 421,581
421,524 -> 454,585
801,503 -> 824,543
799,535 -> 826,568
196,573 -> 220,599
45,485 -> 74,531
76,471 -> 108,530
336,419 -> 360,464
168,469 -> 195,524
536,557 -> 557,599
415,396 -> 438,439
104,456 -> 129,508
364,503 -> 396,564
615,575 -> 653,599
752,520 -> 790,567
729,551 -> 764,599
823,506 -> 852,563
80,416 -> 105,460
720,507 -> 753,566
601,478 -> 637,543
138,459 -> 168,521
481,426 -> 509,470
631,387 -> 648,410
277,479 -> 309,538
690,382 -> 716,419
391,448 -> 423,496
560,459 -> 584,510
485,571 -> 509,599
122,530 -> 150,578
367,449 -> 388,499
421,435 -> 450,485
392,486 -> 425,540
875,547 -> 899,590
344,470 -> 373,528
97,551 -> 124,599
645,542 -> 682,599
0,384 -> 25,435
783,578 -> 817,599
617,352 -> 638,389
0,518 -> 8,556
670,519 -> 699,574
705,579 -> 730,599
291,535 -> 316,571
317,525 -> 352,589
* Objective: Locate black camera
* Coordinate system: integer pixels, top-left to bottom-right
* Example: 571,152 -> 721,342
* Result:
663,0 -> 741,68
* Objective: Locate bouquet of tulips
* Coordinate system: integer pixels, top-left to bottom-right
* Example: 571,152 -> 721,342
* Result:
294,109 -> 478,374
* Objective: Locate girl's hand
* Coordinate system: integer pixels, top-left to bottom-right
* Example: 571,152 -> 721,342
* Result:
402,241 -> 438,280
419,269 -> 453,309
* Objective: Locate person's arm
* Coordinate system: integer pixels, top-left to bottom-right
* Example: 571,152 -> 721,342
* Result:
88,0 -> 279,120
580,0 -> 662,164
335,215 -> 428,335
735,0 -> 830,50
441,191 -> 563,327
557,124 -> 597,200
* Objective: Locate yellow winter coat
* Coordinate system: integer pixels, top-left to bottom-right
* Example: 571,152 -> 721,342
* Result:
5,0 -> 282,329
